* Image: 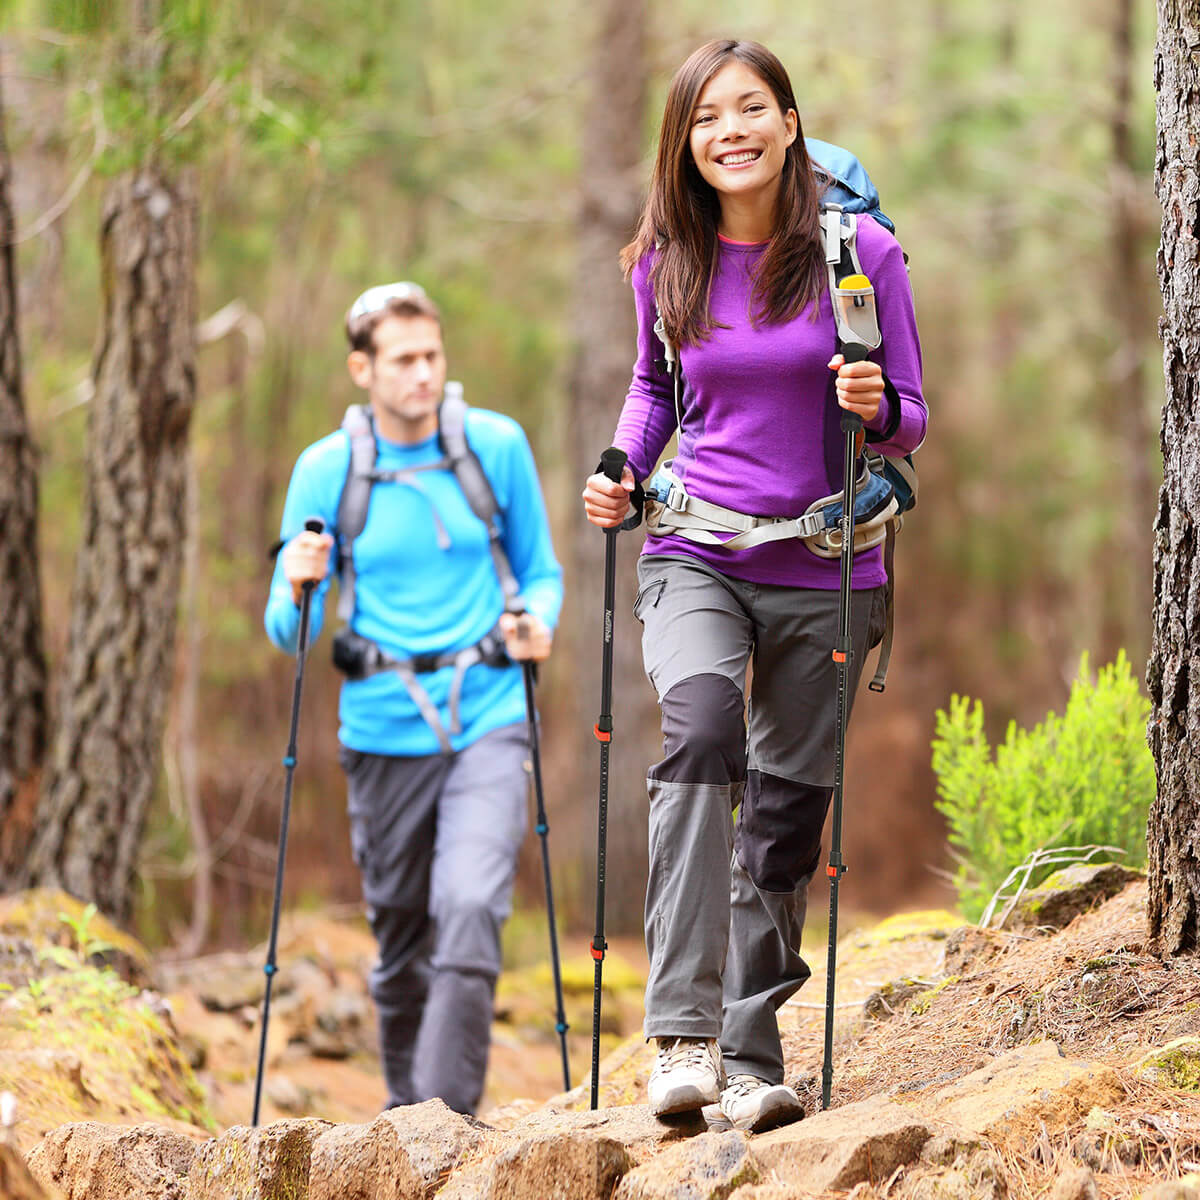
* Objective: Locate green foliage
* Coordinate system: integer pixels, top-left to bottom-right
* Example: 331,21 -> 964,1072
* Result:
932,651 -> 1154,921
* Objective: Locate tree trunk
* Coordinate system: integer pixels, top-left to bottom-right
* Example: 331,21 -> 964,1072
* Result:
0,73 -> 48,882
1147,0 -> 1200,956
565,0 -> 654,934
24,168 -> 197,923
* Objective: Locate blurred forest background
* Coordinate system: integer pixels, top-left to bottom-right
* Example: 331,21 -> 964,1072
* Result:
0,0 -> 1160,953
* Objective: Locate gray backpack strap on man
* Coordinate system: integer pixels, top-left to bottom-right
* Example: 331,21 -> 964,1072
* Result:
436,383 -> 523,615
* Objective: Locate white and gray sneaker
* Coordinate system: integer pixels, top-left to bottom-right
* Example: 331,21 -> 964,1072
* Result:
715,1074 -> 804,1132
647,1037 -> 724,1116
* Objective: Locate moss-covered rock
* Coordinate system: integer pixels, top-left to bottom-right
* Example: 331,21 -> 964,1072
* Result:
1009,864 -> 1143,932
1134,1038 -> 1200,1091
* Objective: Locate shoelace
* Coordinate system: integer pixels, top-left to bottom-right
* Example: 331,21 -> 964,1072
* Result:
657,1038 -> 714,1072
724,1074 -> 766,1098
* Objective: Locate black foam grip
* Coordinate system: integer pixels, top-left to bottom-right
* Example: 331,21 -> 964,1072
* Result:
599,447 -> 627,483
841,343 -> 870,364
304,516 -> 326,534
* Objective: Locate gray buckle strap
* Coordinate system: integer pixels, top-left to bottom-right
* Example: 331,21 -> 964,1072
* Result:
394,662 -> 455,755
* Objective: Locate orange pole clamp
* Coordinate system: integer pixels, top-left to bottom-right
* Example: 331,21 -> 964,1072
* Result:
832,650 -> 847,663
593,724 -> 611,743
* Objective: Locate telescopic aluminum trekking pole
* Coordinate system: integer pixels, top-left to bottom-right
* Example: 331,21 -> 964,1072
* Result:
821,344 -> 869,1112
252,516 -> 324,1127
517,623 -> 571,1093
589,446 -> 628,1110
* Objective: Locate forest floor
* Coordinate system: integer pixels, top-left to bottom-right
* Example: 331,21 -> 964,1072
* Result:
1,881 -> 1198,1198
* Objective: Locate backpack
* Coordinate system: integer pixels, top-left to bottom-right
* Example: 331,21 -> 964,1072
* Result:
329,383 -> 522,754
645,139 -> 919,691
334,381 -> 522,625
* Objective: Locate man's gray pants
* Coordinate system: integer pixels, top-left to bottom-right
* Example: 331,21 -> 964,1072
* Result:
339,721 -> 528,1115
635,554 -> 885,1084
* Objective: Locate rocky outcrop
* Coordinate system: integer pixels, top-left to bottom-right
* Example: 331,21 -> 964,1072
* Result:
0,1140 -> 58,1199
1006,865 -> 1143,932
750,1099 -> 934,1192
309,1100 -> 484,1199
909,1043 -> 1123,1140
612,1129 -> 759,1198
25,1122 -> 196,1199
189,1118 -> 330,1200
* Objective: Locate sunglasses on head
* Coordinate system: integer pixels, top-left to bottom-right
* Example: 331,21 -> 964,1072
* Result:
348,281 -> 428,321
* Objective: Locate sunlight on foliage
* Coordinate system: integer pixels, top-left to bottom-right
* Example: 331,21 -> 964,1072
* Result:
932,651 -> 1154,921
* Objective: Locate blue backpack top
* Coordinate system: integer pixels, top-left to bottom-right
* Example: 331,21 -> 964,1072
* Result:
806,137 -> 895,233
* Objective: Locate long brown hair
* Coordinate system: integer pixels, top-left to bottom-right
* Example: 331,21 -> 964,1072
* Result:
620,40 -> 829,348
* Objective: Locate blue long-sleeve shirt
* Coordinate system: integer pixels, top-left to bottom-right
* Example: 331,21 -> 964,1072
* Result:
265,406 -> 563,757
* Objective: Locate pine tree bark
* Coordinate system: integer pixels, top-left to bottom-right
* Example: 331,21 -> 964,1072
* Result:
0,74 -> 48,882
566,0 -> 654,933
1147,0 -> 1200,956
24,168 -> 196,923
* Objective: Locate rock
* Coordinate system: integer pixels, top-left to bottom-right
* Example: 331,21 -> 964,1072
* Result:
919,1133 -> 984,1167
1006,864 -> 1142,932
436,1107 -> 680,1200
864,978 -> 928,1020
26,1122 -> 196,1199
501,1105 -> 705,1166
1134,1037 -> 1200,1090
939,927 -> 1005,977
1047,1166 -> 1097,1200
189,1118 -> 330,1200
612,1130 -> 759,1198
750,1098 -> 933,1192
0,1141 -> 58,1199
897,1151 -> 1009,1200
308,1099 -> 486,1199
264,1075 -> 311,1115
917,1043 -> 1123,1140
308,1123 -> 423,1200
1141,1178 -> 1200,1200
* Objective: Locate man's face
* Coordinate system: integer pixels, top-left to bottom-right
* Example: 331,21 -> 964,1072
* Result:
348,314 -> 447,442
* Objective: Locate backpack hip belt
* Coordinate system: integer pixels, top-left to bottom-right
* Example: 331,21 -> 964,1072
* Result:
643,460 -> 901,556
332,624 -> 510,755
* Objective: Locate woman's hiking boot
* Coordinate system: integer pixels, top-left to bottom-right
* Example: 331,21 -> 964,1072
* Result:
647,1037 -> 724,1116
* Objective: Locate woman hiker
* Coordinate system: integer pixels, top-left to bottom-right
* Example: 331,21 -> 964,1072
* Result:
582,38 -> 927,1131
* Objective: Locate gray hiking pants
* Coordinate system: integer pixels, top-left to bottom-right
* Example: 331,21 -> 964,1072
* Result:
634,554 -> 885,1083
338,721 -> 529,1115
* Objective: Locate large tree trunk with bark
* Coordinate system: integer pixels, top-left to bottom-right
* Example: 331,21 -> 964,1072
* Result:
565,0 -> 654,933
1147,0 -> 1200,956
24,168 -> 197,923
0,74 -> 48,883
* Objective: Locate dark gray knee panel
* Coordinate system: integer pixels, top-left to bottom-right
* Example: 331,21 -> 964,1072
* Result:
735,770 -> 831,892
650,673 -> 747,786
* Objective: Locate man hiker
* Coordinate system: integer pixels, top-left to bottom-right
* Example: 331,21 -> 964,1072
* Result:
265,280 -> 563,1115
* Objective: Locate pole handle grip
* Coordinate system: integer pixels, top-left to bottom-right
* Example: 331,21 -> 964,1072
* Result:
304,517 -> 326,534
599,447 -> 627,484
840,342 -> 870,364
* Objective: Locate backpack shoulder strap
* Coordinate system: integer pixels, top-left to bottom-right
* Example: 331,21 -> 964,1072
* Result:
438,383 -> 524,613
335,403 -> 377,623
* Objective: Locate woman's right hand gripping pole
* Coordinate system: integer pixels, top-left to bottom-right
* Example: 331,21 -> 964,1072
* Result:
582,460 -> 636,529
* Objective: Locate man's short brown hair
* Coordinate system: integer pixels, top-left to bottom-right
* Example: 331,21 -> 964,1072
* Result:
345,281 -> 442,354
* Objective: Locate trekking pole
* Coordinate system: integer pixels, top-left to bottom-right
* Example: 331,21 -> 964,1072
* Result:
517,622 -> 571,1093
821,348 -> 868,1112
252,516 -> 325,1127
589,446 -> 628,1110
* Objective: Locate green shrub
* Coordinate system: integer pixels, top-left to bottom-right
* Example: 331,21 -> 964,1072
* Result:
931,650 -> 1154,921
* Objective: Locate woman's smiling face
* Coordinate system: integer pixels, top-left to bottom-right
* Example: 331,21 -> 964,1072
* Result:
688,59 -> 797,208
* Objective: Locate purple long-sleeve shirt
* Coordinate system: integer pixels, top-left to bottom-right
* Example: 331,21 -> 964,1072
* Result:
614,217 -> 926,590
